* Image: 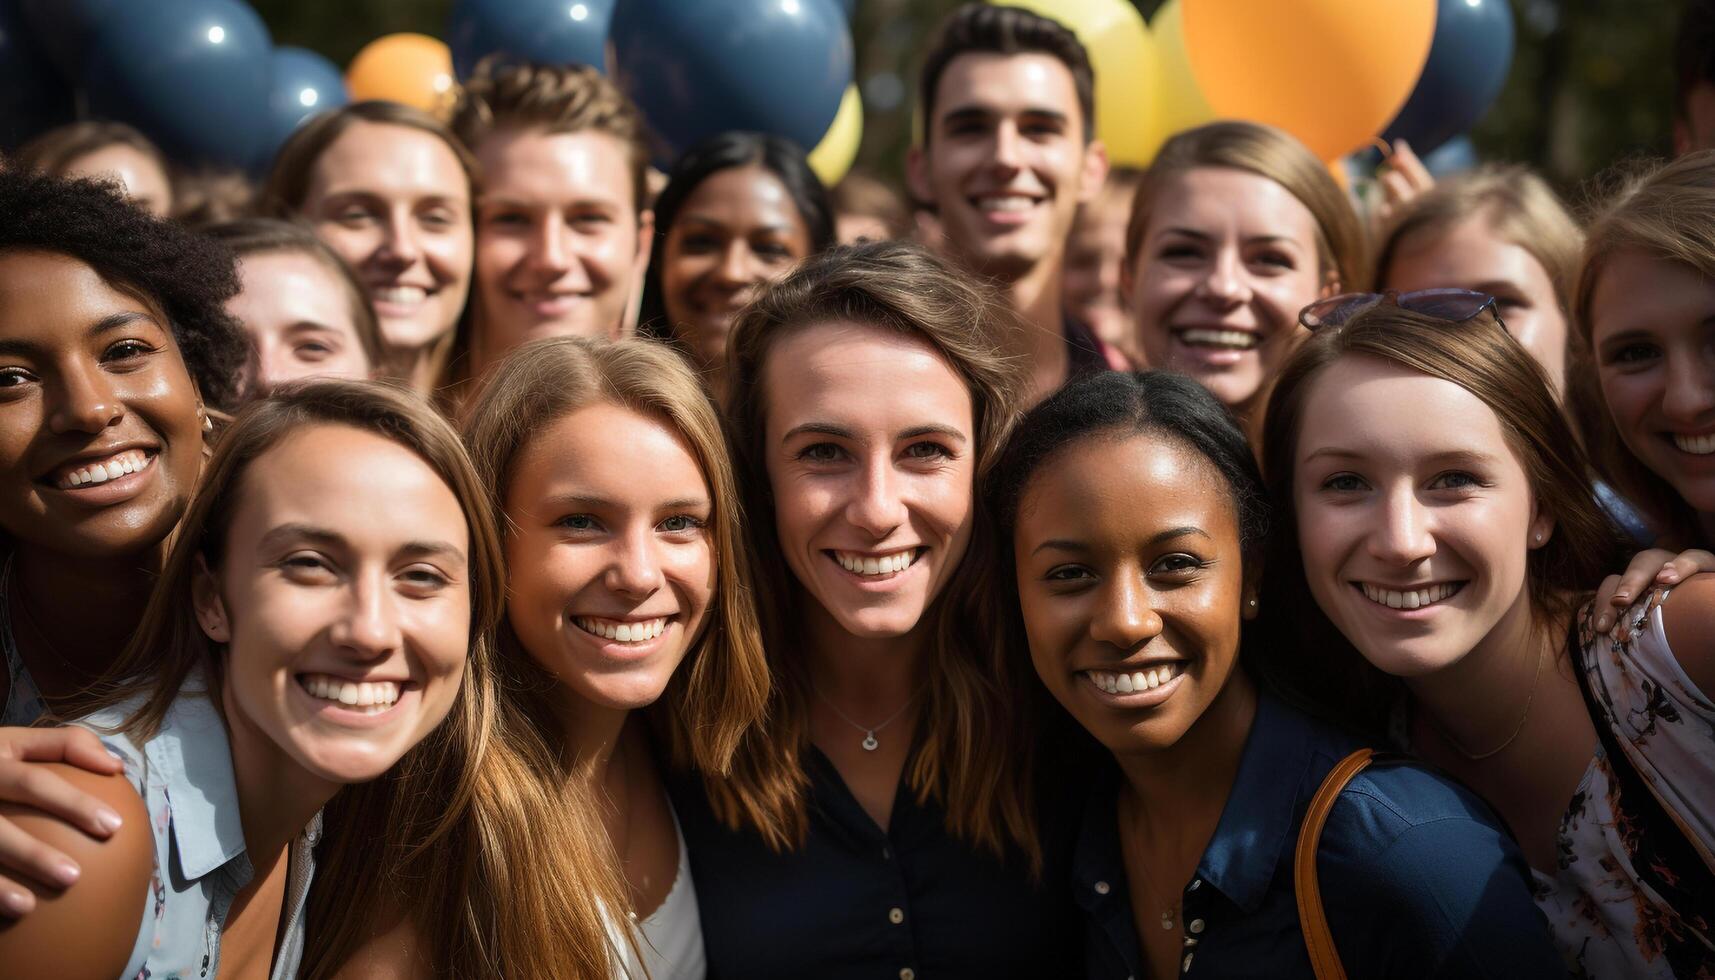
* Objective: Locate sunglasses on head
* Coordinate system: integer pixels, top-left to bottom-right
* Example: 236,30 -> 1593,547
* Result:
1297,288 -> 1504,331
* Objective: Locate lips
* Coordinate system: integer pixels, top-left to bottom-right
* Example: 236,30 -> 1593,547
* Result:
1084,661 -> 1184,694
298,673 -> 403,713
573,616 -> 671,643
1355,581 -> 1464,610
51,448 -> 155,490
1671,431 -> 1715,455
369,284 -> 435,314
832,548 -> 920,577
1173,327 -> 1259,351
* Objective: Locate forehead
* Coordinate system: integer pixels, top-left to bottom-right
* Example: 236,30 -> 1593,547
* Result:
509,401 -> 708,501
1588,248 -> 1715,341
233,424 -> 467,543
763,321 -> 971,430
1018,433 -> 1239,543
678,166 -> 801,229
1387,216 -> 1547,290
308,121 -> 469,202
476,128 -> 635,209
1148,167 -> 1319,242
0,250 -> 155,327
232,251 -> 357,326
932,51 -> 1082,122
1296,356 -> 1519,465
65,143 -> 164,180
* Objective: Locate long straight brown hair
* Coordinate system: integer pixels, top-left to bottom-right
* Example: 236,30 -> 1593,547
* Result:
1256,308 -> 1626,735
718,239 -> 1042,869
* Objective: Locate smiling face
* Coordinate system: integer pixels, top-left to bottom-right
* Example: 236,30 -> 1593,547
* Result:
228,250 -> 372,394
301,121 -> 474,356
661,165 -> 812,369
201,423 -> 471,784
1292,356 -> 1552,676
909,52 -> 1105,283
503,402 -> 713,711
1064,187 -> 1134,353
1128,167 -> 1329,411
472,128 -> 649,359
763,321 -> 976,639
1588,249 -> 1715,516
61,144 -> 172,218
1384,217 -> 1569,394
0,250 -> 204,560
1015,431 -> 1251,754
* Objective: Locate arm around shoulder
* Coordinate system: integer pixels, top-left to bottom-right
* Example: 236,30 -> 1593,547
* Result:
1661,572 -> 1715,699
1335,814 -> 1568,980
0,762 -> 154,980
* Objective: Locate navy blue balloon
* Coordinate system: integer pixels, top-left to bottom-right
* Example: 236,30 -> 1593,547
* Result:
1421,135 -> 1478,177
255,47 -> 349,173
0,0 -> 73,148
448,0 -> 613,79
610,0 -> 852,165
16,0 -> 112,81
83,0 -> 273,169
1381,0 -> 1514,155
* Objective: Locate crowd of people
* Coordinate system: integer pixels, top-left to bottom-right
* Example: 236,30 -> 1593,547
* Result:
0,3 -> 1711,978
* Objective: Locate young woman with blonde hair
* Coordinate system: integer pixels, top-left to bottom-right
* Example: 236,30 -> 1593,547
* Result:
1125,121 -> 1364,423
321,336 -> 771,979
0,381 -> 505,978
671,240 -> 1080,976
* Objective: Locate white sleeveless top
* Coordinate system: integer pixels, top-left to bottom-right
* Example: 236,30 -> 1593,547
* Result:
610,804 -> 706,980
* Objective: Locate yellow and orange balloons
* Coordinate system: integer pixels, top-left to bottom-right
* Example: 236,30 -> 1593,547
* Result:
345,33 -> 456,116
1180,0 -> 1435,161
809,83 -> 863,186
1146,0 -> 1215,158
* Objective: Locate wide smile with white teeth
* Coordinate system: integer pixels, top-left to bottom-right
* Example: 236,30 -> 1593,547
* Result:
1084,662 -> 1184,695
833,548 -> 920,577
1671,432 -> 1715,455
574,616 -> 669,643
972,193 -> 1041,212
1357,581 -> 1464,610
370,285 -> 431,307
1174,327 -> 1259,350
56,449 -> 153,489
298,673 -> 401,714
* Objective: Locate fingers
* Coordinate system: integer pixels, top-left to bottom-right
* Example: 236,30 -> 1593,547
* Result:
1593,573 -> 1624,633
1389,139 -> 1434,194
0,815 -> 80,903
0,727 -> 121,774
1658,549 -> 1715,585
0,869 -> 38,917
0,760 -> 122,839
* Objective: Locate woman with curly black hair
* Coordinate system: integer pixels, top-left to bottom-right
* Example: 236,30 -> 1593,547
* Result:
0,169 -> 249,918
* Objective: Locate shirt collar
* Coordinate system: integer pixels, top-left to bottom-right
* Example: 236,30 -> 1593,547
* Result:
145,683 -> 249,881
1193,692 -> 1327,913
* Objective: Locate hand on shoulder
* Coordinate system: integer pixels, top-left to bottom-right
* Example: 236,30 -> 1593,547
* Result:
0,761 -> 154,980
1661,572 -> 1715,698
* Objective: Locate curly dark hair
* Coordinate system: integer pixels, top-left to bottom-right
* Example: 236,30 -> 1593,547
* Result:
0,168 -> 249,410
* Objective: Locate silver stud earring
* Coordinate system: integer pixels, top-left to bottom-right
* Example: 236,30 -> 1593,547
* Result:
1247,598 -> 1258,609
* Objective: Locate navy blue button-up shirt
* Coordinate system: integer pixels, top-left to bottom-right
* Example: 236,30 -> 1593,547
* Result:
671,742 -> 1084,979
1075,694 -> 1568,979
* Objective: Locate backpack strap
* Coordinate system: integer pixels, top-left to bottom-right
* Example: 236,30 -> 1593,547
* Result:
1294,748 -> 1374,980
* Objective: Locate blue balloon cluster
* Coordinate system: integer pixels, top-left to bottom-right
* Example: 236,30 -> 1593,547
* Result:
1381,0 -> 1515,155
3,0 -> 348,171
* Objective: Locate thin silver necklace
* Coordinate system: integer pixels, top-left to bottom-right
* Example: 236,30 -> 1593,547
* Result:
811,684 -> 916,752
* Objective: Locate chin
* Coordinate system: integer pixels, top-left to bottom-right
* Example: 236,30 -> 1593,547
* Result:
830,606 -> 925,641
1345,634 -> 1468,679
294,737 -> 417,785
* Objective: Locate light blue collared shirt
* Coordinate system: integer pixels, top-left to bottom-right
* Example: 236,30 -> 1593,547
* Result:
77,674 -> 320,980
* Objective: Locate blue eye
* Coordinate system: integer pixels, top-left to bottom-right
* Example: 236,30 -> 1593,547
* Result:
556,514 -> 599,531
1321,473 -> 1367,492
658,515 -> 706,533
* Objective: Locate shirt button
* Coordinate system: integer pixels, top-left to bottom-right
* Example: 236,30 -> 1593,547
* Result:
881,846 -> 892,860
1094,880 -> 1111,895
1182,952 -> 1194,972
1188,878 -> 1202,891
888,907 -> 905,925
900,969 -> 916,980
1188,918 -> 1205,934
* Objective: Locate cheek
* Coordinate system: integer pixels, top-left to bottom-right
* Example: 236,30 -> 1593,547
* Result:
426,235 -> 474,284
316,225 -> 382,268
1254,276 -> 1320,329
1599,370 -> 1655,426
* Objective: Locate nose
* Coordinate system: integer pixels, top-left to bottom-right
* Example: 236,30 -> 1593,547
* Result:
604,525 -> 665,598
1089,566 -> 1164,650
1661,347 -> 1715,422
47,362 -> 123,435
714,241 -> 759,288
1196,248 -> 1249,308
845,456 -> 908,538
1367,485 -> 1437,566
991,120 -> 1024,171
529,213 -> 572,277
330,570 -> 405,661
375,211 -> 423,270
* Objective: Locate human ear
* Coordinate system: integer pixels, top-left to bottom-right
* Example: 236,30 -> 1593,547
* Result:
191,554 -> 231,643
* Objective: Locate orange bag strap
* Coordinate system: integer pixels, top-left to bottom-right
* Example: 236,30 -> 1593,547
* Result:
1294,748 -> 1374,980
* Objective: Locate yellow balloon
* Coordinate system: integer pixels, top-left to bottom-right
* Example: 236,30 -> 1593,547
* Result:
994,0 -> 1159,167
346,33 -> 456,117
1181,0 -> 1436,161
809,84 -> 863,187
1147,0 -> 1216,158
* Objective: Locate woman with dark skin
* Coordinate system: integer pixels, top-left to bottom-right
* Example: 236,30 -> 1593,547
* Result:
639,132 -> 835,404
0,169 -> 248,916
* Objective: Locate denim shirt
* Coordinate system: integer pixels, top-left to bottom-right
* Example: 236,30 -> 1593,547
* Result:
76,676 -> 320,980
1074,693 -> 1567,980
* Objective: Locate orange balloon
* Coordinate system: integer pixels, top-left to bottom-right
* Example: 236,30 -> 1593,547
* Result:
346,33 -> 456,116
1180,0 -> 1435,161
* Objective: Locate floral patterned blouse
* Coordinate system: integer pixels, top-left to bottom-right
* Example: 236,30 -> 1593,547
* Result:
1534,588 -> 1715,978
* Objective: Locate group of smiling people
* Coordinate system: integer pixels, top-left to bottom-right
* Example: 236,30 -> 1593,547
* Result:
0,4 -> 1712,980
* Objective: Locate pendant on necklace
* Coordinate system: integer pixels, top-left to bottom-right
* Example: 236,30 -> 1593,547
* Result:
862,731 -> 879,751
